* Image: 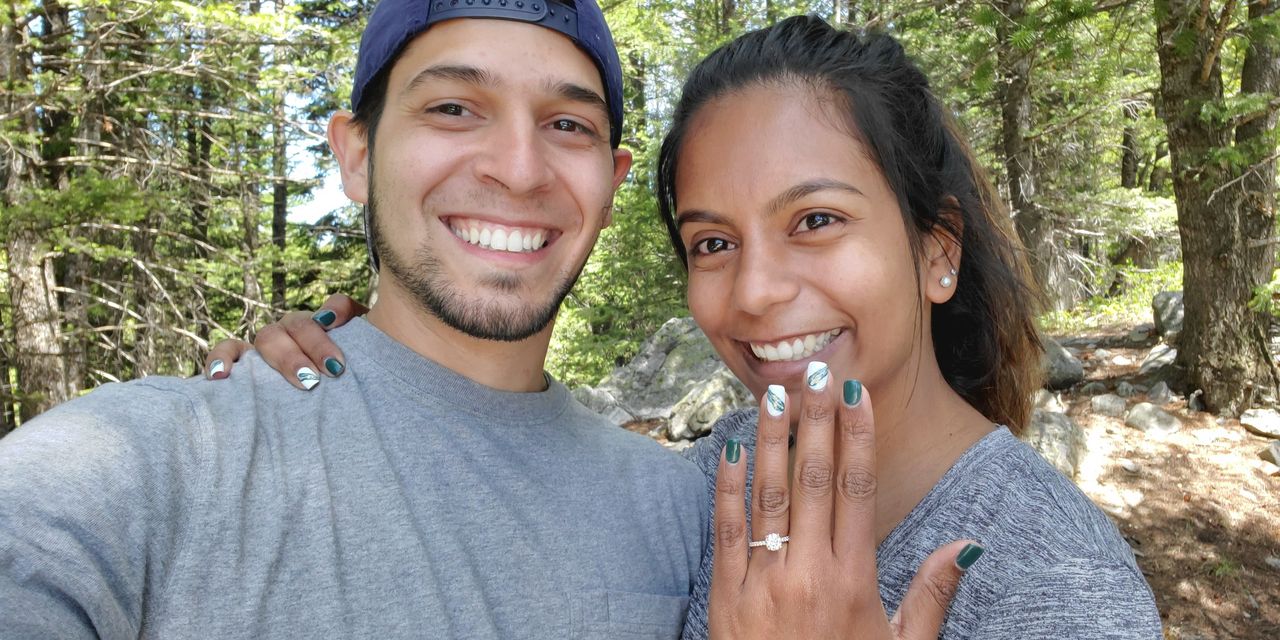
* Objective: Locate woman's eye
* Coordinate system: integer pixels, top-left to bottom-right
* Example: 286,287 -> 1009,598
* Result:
692,237 -> 735,255
797,212 -> 838,232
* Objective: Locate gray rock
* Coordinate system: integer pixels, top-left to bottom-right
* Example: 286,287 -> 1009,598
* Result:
1152,291 -> 1184,344
1127,325 -> 1151,344
1138,344 -> 1178,380
1125,402 -> 1182,436
1116,381 -> 1142,398
1118,458 -> 1141,474
1147,381 -> 1175,405
667,368 -> 753,441
1265,556 -> 1280,572
1188,389 -> 1206,413
1091,393 -> 1128,417
1042,338 -> 1085,390
1240,408 -> 1280,439
1112,354 -> 1135,367
1093,348 -> 1112,360
1032,388 -> 1066,413
1021,410 -> 1086,479
573,317 -> 752,427
1079,381 -> 1109,395
1261,441 -> 1280,465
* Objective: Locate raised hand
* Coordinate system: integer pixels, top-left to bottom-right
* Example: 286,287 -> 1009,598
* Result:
709,364 -> 983,639
203,293 -> 367,389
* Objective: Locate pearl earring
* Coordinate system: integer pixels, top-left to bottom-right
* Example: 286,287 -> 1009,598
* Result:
940,268 -> 957,288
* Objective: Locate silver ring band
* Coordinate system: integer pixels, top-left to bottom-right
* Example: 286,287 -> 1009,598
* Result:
748,532 -> 789,551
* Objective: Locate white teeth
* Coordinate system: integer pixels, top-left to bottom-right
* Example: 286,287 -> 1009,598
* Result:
449,220 -> 550,254
749,329 -> 842,363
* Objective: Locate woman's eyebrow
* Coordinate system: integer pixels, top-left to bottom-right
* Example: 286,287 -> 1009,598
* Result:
765,179 -> 865,217
675,209 -> 730,228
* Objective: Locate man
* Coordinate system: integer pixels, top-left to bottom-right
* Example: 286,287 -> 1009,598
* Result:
0,1 -> 706,637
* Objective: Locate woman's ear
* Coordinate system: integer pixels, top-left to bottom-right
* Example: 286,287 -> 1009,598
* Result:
924,197 -> 964,304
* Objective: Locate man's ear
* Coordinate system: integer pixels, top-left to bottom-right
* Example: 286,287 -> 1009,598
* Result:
924,197 -> 964,304
328,111 -> 370,205
601,147 -> 634,228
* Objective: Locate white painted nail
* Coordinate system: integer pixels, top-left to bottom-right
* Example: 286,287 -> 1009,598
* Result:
806,361 -> 829,391
208,360 -> 225,378
766,384 -> 786,417
297,367 -> 320,391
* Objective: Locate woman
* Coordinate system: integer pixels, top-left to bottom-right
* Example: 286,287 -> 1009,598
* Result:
210,16 -> 1160,638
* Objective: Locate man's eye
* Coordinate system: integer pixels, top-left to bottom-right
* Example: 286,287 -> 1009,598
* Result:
693,237 -> 734,255
552,119 -> 591,134
430,103 -> 468,116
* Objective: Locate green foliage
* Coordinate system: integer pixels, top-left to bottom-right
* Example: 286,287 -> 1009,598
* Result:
1040,261 -> 1184,335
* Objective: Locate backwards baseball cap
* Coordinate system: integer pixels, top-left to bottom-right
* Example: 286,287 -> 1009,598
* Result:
353,0 -> 624,148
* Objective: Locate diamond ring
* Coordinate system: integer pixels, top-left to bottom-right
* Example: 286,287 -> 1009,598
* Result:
748,532 -> 789,551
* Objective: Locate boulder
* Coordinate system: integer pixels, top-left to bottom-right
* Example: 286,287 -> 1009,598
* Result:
1240,408 -> 1280,439
1138,344 -> 1178,382
1091,394 -> 1128,418
1079,381 -> 1109,395
1021,410 -> 1086,479
1260,441 -> 1280,465
1042,338 -> 1085,390
1116,381 -> 1144,398
1032,389 -> 1065,413
572,317 -> 752,428
1125,402 -> 1182,436
1147,381 -> 1175,405
1152,291 -> 1184,344
667,368 -> 754,441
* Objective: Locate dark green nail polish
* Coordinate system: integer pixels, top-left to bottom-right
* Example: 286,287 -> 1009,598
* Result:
324,357 -> 344,376
313,309 -> 336,327
726,439 -> 741,464
956,543 -> 984,570
843,379 -> 863,407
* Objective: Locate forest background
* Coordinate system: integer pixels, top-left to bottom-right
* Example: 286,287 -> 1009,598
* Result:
2,0 -> 1280,434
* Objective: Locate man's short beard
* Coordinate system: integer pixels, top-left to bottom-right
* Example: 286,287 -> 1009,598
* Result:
367,187 -> 584,343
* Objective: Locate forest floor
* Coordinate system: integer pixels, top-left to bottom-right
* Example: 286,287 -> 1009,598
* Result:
1055,327 -> 1280,639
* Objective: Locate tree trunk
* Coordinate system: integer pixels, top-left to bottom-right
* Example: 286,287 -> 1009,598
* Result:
1121,101 -> 1140,188
271,92 -> 288,310
996,0 -> 1070,309
1155,0 -> 1280,414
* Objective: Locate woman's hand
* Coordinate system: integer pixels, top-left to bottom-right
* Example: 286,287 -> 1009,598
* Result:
202,293 -> 367,390
709,364 -> 982,639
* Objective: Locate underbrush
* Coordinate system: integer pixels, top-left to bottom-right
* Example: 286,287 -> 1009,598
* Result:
1039,261 -> 1183,335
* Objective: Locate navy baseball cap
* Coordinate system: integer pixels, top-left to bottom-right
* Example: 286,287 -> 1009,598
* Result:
353,0 -> 624,148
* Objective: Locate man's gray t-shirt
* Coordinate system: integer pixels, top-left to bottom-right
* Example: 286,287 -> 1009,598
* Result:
0,318 -> 706,639
680,409 -> 1162,639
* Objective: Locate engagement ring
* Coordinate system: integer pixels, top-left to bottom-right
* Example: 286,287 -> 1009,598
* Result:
748,532 -> 789,551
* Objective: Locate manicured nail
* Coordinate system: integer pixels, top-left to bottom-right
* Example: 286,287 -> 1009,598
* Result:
765,385 -> 786,417
955,543 -> 985,570
312,309 -> 336,327
208,359 -> 226,380
726,439 -> 741,464
324,357 -> 344,376
843,379 -> 863,407
806,361 -> 829,391
297,367 -> 320,390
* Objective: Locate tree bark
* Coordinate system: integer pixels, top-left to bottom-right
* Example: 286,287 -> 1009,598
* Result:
1155,0 -> 1280,414
1121,101 -> 1140,188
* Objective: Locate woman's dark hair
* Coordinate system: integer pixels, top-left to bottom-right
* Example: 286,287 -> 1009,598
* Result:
656,15 -> 1043,431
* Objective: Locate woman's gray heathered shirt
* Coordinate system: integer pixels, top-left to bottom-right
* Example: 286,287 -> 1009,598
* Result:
679,408 -> 1162,639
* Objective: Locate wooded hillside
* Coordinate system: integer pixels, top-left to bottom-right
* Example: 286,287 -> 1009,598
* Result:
2,0 -> 1278,433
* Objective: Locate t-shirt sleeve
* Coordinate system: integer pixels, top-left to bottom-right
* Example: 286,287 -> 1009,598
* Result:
0,382 -> 204,638
969,557 -> 1162,639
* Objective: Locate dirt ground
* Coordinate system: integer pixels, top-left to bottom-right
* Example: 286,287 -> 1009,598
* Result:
1059,334 -> 1280,639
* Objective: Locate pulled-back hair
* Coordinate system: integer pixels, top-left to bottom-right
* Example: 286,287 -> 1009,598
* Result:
656,15 -> 1043,431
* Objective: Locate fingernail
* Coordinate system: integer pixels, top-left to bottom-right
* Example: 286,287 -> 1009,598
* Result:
208,360 -> 226,380
312,309 -> 336,327
843,379 -> 863,407
806,361 -> 829,391
324,357 -> 344,376
297,367 -> 320,390
725,439 -> 741,464
955,543 -> 985,570
765,384 -> 786,417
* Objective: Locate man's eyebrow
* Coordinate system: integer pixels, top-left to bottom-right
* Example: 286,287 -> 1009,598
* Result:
766,179 -> 865,217
404,64 -> 497,95
545,80 -> 609,117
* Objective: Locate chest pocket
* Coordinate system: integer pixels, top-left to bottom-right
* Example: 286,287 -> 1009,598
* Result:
569,590 -> 689,639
